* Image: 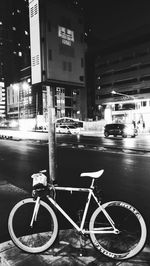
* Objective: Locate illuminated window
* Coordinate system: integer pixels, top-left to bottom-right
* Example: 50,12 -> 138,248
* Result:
29,96 -> 32,104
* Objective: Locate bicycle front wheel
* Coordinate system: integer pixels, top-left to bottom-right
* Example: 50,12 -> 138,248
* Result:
89,201 -> 147,260
8,198 -> 58,253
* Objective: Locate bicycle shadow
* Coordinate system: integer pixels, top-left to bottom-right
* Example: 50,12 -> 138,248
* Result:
43,229 -> 149,265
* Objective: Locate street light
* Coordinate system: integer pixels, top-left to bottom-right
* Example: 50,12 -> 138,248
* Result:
111,90 -> 135,100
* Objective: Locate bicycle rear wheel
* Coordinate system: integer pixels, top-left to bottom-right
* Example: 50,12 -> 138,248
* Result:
89,201 -> 147,260
8,198 -> 58,253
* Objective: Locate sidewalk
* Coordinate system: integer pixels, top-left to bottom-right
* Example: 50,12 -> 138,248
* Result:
0,229 -> 150,266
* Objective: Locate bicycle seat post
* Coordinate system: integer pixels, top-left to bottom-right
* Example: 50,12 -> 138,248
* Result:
90,178 -> 95,190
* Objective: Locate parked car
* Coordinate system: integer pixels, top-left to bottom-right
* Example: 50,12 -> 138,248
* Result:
104,123 -> 138,138
56,125 -> 80,134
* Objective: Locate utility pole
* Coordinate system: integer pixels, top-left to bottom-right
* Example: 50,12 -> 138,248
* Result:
46,85 -> 56,183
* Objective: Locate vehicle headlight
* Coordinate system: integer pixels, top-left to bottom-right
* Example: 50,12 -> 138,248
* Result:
124,127 -> 132,134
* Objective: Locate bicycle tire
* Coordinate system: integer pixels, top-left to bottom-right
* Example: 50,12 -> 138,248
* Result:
8,198 -> 58,253
89,201 -> 147,260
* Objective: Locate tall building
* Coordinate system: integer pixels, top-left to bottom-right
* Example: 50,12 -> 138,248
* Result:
3,0 -> 87,127
95,26 -> 150,131
0,0 -> 30,84
29,0 -> 87,125
0,0 -> 31,120
0,0 -> 12,118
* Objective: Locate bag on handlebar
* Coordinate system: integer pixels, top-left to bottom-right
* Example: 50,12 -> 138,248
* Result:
31,173 -> 47,189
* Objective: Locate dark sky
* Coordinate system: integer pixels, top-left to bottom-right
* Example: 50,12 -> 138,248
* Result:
82,0 -> 150,41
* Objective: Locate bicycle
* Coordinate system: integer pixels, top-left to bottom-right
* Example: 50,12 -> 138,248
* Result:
8,169 -> 147,260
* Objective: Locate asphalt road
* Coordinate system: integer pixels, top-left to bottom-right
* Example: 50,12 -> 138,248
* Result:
0,136 -> 150,243
57,133 -> 150,152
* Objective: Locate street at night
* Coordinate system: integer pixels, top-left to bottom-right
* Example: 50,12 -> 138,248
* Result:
2,0 -> 150,263
0,135 -> 150,244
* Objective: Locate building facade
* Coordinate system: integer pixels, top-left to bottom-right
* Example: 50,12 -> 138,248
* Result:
95,28 -> 150,132
28,0 -> 87,126
5,0 -> 87,126
0,0 -> 30,120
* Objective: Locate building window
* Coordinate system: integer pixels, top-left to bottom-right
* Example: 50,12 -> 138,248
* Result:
79,75 -> 84,81
142,101 -> 147,107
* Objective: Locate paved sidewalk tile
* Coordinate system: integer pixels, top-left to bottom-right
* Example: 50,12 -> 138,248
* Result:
0,230 -> 150,266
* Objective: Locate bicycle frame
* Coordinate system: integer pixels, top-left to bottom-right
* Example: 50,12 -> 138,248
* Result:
31,184 -> 118,235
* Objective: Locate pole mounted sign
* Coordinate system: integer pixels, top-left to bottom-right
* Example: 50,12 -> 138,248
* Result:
29,0 -> 42,84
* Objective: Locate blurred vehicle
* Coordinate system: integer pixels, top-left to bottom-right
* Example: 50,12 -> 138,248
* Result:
56,117 -> 83,128
56,125 -> 80,134
0,120 -> 18,128
104,123 -> 138,138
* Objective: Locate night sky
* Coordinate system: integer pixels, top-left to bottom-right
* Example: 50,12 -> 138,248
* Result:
81,0 -> 150,41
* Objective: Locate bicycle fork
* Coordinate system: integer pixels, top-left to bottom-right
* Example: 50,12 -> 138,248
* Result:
30,197 -> 40,228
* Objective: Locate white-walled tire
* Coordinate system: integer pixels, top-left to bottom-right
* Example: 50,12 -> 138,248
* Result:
8,198 -> 58,253
89,201 -> 147,260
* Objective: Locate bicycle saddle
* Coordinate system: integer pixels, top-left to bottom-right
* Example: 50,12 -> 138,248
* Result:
80,169 -> 104,179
